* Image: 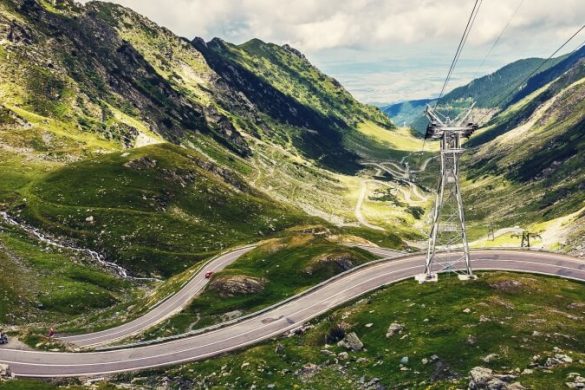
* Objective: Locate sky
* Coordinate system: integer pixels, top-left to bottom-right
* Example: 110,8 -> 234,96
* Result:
80,0 -> 585,104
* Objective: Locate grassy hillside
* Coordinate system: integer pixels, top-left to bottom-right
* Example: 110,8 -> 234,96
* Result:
0,0 -> 421,353
11,144 -> 313,278
462,59 -> 585,252
0,218 -> 133,324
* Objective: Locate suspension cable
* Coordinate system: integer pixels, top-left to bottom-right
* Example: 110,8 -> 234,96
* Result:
421,0 -> 483,154
435,0 -> 484,106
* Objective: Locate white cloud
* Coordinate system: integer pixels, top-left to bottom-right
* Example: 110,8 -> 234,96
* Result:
78,0 -> 585,102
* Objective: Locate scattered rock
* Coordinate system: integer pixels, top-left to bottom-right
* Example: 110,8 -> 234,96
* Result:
566,372 -> 585,389
386,322 -> 405,337
400,356 -> 409,365
430,359 -> 458,382
468,366 -> 523,389
545,354 -> 573,368
482,353 -> 499,363
463,308 -> 472,313
337,332 -> 364,351
0,364 -> 10,377
467,334 -> 477,345
124,156 -> 157,170
220,310 -> 243,322
274,343 -> 285,355
364,377 -> 386,390
338,352 -> 349,361
365,323 -> 373,328
468,367 -> 495,389
489,279 -> 524,293
298,363 -> 320,381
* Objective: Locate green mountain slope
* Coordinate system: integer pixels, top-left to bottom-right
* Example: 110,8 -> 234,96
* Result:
15,143 -> 312,278
193,37 -> 400,170
461,58 -> 585,254
0,0 -> 417,337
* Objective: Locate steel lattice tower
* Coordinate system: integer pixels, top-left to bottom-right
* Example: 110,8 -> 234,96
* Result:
415,105 -> 478,283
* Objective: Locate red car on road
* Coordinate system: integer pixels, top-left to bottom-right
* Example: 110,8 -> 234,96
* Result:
205,271 -> 214,279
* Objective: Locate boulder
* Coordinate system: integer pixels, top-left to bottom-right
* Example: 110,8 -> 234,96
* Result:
337,332 -> 363,351
304,252 -> 356,274
209,275 -> 266,298
482,353 -> 499,363
298,363 -> 320,381
386,322 -> 405,337
469,367 -> 494,388
468,366 -> 523,389
0,364 -> 10,377
565,373 -> 585,389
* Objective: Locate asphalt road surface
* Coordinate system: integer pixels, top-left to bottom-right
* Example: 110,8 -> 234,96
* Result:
1,249 -> 584,378
59,245 -> 257,348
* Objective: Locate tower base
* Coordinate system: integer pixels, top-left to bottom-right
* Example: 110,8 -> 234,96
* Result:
457,274 -> 478,281
415,273 -> 439,284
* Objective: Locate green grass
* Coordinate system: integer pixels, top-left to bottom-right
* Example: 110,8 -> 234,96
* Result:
141,234 -> 378,339
0,220 -> 133,325
124,272 -> 585,389
462,74 -> 585,251
0,380 -> 57,390
13,143 -> 314,278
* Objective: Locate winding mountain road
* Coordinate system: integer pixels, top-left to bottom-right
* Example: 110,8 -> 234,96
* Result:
1,248 -> 584,378
59,245 -> 257,348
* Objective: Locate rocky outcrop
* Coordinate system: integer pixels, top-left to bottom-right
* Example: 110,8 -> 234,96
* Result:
337,332 -> 363,351
468,367 -> 525,390
385,322 -> 405,338
489,279 -> 524,293
566,372 -> 585,389
304,252 -> 357,275
209,275 -> 266,298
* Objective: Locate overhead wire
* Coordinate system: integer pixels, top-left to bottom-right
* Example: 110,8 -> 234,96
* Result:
434,0 -> 484,107
421,0 -> 483,153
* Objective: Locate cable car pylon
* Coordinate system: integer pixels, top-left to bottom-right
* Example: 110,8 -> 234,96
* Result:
415,104 -> 479,283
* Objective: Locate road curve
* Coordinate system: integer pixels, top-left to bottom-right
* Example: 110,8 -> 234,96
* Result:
1,249 -> 584,378
59,246 -> 257,348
